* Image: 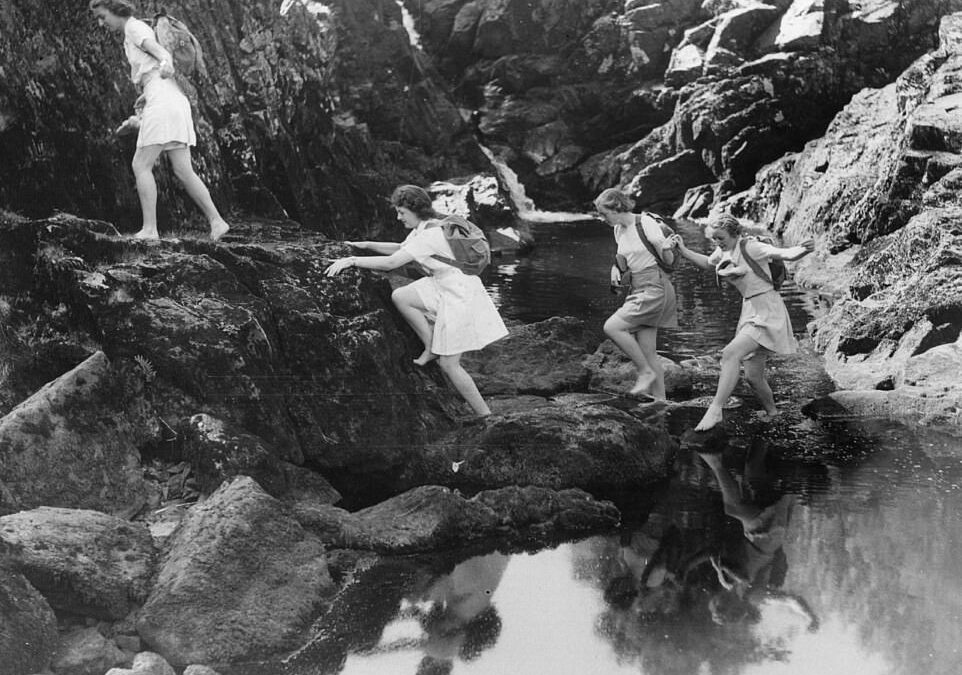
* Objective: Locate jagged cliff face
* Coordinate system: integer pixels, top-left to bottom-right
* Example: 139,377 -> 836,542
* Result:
0,0 -> 485,236
410,0 -> 962,210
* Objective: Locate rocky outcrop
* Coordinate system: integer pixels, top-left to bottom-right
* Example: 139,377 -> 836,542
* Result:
416,0 -> 962,210
0,350 -> 149,516
294,483 -> 619,553
728,12 -> 962,426
0,215 -> 460,489
0,508 -> 156,620
405,402 -> 675,492
137,477 -> 334,666
0,0 -> 487,236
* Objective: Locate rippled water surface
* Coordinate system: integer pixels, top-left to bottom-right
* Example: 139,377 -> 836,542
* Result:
263,220 -> 962,675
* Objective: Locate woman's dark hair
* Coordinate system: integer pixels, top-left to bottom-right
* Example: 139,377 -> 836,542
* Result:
594,188 -> 634,214
390,185 -> 438,220
88,0 -> 136,17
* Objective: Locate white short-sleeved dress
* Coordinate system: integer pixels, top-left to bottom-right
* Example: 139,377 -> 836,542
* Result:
612,214 -> 678,330
708,238 -> 797,354
124,18 -> 196,148
400,223 -> 508,355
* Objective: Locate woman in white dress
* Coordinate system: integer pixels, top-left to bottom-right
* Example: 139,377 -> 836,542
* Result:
90,0 -> 229,241
672,214 -> 814,431
596,188 -> 678,399
325,185 -> 508,416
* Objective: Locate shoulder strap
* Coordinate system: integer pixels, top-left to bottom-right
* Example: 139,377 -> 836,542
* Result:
634,215 -> 672,274
738,238 -> 773,285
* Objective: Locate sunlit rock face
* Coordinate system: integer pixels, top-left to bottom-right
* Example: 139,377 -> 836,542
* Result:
413,0 -> 962,210
0,0 -> 485,237
730,13 -> 962,425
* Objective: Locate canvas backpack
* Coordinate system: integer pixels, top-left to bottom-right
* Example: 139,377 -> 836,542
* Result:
426,215 -> 491,276
739,236 -> 787,290
152,9 -> 207,78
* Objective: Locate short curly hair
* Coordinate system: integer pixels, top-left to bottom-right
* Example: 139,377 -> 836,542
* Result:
390,185 -> 438,220
88,0 -> 136,17
709,213 -> 743,237
593,188 -> 634,214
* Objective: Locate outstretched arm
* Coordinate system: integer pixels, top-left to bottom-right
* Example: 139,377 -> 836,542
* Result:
770,239 -> 815,262
671,234 -> 713,270
346,241 -> 402,255
324,249 -> 415,276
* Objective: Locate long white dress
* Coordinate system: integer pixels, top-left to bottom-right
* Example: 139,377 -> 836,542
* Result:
400,224 -> 508,355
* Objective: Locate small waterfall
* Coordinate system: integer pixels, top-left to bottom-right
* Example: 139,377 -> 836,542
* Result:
394,1 -> 422,49
279,0 -> 332,17
479,145 -> 596,224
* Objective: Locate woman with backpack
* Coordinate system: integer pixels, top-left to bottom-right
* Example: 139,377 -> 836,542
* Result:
90,0 -> 230,242
671,214 -> 814,431
595,188 -> 678,400
325,185 -> 508,417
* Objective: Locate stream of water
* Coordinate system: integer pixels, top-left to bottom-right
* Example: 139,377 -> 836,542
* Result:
237,218 -> 962,675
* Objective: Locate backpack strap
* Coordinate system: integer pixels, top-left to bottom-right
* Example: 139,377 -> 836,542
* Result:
634,214 -> 673,274
738,238 -> 773,286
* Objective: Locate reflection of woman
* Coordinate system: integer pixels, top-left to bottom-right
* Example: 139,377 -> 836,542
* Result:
89,0 -> 230,241
699,440 -> 817,631
595,188 -> 677,399
673,214 -> 813,430
326,185 -> 508,416
415,552 -> 509,672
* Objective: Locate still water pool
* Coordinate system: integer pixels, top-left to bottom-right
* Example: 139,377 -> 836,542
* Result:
276,220 -> 962,675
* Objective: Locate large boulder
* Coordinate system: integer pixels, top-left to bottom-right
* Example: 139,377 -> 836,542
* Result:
0,507 -> 155,619
136,476 -> 334,666
0,350 -> 149,516
295,484 -> 619,553
462,316 -> 601,396
583,339 -> 693,397
0,558 -> 58,675
182,413 -> 341,504
51,627 -> 128,675
403,402 -> 675,492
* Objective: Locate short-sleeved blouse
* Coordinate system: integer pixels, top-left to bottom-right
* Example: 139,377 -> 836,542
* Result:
124,18 -> 160,86
708,237 -> 779,298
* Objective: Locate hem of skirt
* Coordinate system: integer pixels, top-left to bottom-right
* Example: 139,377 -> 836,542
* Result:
739,324 -> 797,354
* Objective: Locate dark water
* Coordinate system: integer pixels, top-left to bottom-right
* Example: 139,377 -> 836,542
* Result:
270,220 -> 962,675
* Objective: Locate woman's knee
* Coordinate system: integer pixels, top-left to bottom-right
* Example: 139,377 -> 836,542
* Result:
603,317 -> 624,338
391,286 -> 410,308
131,154 -> 154,175
437,355 -> 461,374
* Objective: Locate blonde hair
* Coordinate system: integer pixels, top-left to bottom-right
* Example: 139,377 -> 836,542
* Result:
594,188 -> 634,213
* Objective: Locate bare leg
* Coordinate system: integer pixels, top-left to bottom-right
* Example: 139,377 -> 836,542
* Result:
635,327 -> 665,399
743,352 -> 777,417
604,314 -> 654,395
699,452 -> 761,522
438,354 -> 490,416
391,284 -> 436,365
166,146 -> 230,240
695,332 -> 761,431
131,145 -> 165,239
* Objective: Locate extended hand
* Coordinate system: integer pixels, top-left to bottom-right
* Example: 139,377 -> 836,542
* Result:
669,234 -> 685,250
325,258 -> 354,276
799,238 -> 815,254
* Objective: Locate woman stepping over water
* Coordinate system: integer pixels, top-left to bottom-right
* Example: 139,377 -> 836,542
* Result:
595,188 -> 678,399
91,0 -> 230,241
325,185 -> 508,417
672,214 -> 814,431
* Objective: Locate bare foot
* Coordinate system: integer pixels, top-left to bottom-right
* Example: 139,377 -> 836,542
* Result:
694,405 -> 724,431
754,409 -> 780,422
210,220 -> 230,242
413,350 -> 437,367
629,371 -> 656,396
133,228 -> 160,240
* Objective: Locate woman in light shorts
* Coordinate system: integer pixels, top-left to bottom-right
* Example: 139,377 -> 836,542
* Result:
90,0 -> 229,241
673,214 -> 814,431
595,188 -> 678,399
